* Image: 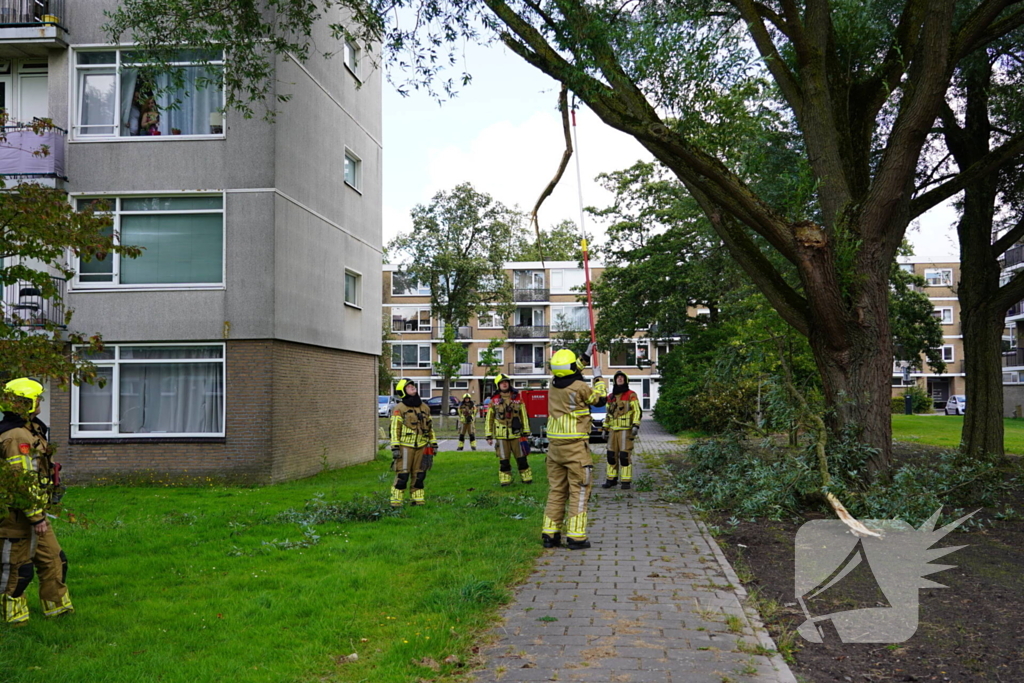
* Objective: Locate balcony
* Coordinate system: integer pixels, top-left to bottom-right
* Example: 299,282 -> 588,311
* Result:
437,325 -> 472,340
0,125 -> 66,185
1008,300 -> 1024,319
1003,349 -> 1024,368
509,325 -> 549,339
2,276 -> 66,329
514,288 -> 550,303
508,361 -> 546,376
431,363 -> 473,376
1002,244 -> 1024,270
0,0 -> 68,57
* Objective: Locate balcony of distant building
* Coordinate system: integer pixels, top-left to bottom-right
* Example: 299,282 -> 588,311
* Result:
1,275 -> 66,329
0,123 -> 66,185
0,0 -> 67,56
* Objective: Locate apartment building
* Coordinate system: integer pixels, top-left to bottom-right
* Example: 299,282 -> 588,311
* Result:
1000,245 -> 1024,415
383,262 -> 672,411
1,1 -> 381,482
891,261 -> 965,408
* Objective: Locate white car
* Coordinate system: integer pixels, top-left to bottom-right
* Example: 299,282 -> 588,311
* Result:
945,395 -> 966,416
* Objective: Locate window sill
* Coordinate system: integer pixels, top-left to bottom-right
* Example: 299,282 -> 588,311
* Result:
69,285 -> 226,293
344,301 -> 362,310
69,436 -> 226,444
344,180 -> 362,194
344,63 -> 363,83
70,134 -> 227,144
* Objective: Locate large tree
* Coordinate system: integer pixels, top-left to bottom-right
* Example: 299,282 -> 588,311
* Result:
113,1 -> 1024,478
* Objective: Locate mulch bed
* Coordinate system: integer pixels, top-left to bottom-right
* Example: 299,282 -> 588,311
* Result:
668,445 -> 1024,683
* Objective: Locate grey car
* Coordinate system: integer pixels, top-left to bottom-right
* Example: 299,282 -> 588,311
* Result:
378,395 -> 397,417
945,395 -> 966,416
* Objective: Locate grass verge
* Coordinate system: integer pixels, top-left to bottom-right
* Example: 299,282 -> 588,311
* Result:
891,414 -> 1024,454
0,449 -> 545,683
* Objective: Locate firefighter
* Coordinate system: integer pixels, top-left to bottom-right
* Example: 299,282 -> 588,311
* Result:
389,379 -> 438,507
485,374 -> 532,486
542,347 -> 607,550
601,371 -> 642,489
456,393 -> 477,451
1,378 -> 73,625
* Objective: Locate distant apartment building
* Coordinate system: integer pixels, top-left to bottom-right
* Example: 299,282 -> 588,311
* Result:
383,262 -> 673,411
892,262 -> 964,409
1,1 -> 381,481
1001,244 -> 1024,415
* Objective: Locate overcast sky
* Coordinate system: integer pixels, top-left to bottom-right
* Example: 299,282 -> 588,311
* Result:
381,42 -> 961,264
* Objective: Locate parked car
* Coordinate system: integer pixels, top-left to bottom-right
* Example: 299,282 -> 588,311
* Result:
426,396 -> 460,416
589,404 -> 607,442
945,395 -> 967,416
378,395 -> 397,417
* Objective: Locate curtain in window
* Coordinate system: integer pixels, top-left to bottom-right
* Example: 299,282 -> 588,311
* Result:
78,367 -> 114,431
118,348 -> 224,434
120,213 -> 223,284
121,66 -> 223,136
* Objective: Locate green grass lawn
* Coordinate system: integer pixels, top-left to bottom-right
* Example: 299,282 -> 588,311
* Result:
0,450 -> 546,683
891,414 -> 1024,454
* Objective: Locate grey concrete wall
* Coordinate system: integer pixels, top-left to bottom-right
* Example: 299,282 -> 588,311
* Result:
1003,386 -> 1024,418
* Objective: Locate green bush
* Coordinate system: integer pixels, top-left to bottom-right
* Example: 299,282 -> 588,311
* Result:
890,385 -> 933,414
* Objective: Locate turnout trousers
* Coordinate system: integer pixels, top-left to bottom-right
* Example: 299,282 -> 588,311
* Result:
1,527 -> 72,624
494,438 -> 532,485
542,438 -> 593,540
391,445 -> 428,506
605,429 -> 635,482
458,420 -> 476,449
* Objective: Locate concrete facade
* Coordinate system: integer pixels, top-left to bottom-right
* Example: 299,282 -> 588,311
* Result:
2,2 -> 381,480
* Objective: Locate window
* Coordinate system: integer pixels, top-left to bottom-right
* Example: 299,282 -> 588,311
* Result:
74,49 -> 225,138
899,263 -> 916,274
478,310 -> 505,329
344,150 -> 361,190
74,196 -> 224,288
513,270 -> 545,289
392,343 -> 431,369
344,269 -> 360,307
551,305 -> 588,331
610,341 -> 651,368
434,380 -> 468,390
72,344 -> 224,438
550,268 -> 585,294
478,347 -> 505,364
391,271 -> 430,296
940,345 -> 955,362
343,41 -> 361,78
391,307 -> 431,333
924,268 -> 953,287
932,307 -> 954,325
1004,372 -> 1020,384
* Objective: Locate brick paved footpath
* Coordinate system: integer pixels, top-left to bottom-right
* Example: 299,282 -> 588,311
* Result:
469,419 -> 798,683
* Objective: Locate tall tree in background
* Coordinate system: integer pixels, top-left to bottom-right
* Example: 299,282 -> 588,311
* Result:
513,220 -> 583,262
389,183 -> 517,419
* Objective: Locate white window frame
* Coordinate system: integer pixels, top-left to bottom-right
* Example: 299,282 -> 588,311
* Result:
344,268 -> 361,308
71,47 -> 226,141
434,379 -> 468,391
899,263 -> 916,274
933,307 -> 954,325
390,306 -> 432,333
940,345 -> 955,362
391,343 -> 432,369
70,343 -> 226,438
391,272 -> 430,296
550,268 -> 585,294
550,305 -> 588,332
478,347 -> 505,364
343,40 -> 362,80
609,340 -> 652,368
477,310 -> 504,329
69,193 -> 226,291
344,148 -> 362,192
924,268 -> 953,287
1004,372 -> 1020,384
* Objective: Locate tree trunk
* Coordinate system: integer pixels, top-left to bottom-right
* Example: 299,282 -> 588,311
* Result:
960,303 -> 1006,459
441,377 -> 451,430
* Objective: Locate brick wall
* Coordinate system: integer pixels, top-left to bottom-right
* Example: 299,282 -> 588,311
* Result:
270,341 -> 377,482
50,339 -> 376,483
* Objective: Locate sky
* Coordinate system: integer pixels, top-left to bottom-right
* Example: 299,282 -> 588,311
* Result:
381,42 -> 961,264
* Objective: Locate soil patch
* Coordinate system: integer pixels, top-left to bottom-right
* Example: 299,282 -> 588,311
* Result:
667,444 -> 1024,682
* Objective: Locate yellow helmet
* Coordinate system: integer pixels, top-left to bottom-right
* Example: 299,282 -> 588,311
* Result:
395,378 -> 415,398
462,393 -> 472,400
494,373 -> 510,389
551,349 -> 585,377
3,378 -> 44,412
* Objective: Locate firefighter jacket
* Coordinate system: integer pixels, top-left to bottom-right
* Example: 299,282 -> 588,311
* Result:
485,391 -> 529,440
390,402 -> 436,448
547,379 -> 607,440
0,414 -> 54,538
458,401 -> 476,424
606,390 -> 642,431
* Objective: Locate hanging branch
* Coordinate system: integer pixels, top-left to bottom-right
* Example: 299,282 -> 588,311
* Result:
527,84 -> 572,265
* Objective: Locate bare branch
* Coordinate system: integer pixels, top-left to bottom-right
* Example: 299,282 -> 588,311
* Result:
732,0 -> 804,116
528,85 -> 573,265
992,214 -> 1024,257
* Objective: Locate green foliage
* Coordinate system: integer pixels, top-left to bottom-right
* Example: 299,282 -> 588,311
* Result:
379,314 -> 395,394
435,323 -> 469,384
478,337 -> 506,378
890,386 -> 933,414
514,219 -> 582,262
890,258 -> 946,373
276,492 -> 404,525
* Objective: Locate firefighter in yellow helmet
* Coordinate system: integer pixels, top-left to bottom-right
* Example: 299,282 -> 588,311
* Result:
485,374 -> 532,486
601,371 -> 642,489
456,393 -> 477,451
1,379 -> 73,625
542,346 -> 606,549
389,379 -> 438,507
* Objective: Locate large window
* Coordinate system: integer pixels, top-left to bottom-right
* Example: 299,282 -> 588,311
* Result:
74,196 -> 224,289
74,49 -> 225,139
924,269 -> 953,287
551,305 -> 588,331
478,347 -> 505,364
72,345 -> 225,438
477,310 -> 505,329
932,307 -> 954,325
392,343 -> 431,369
391,307 -> 431,333
391,271 -> 430,296
610,341 -> 651,368
550,268 -> 585,294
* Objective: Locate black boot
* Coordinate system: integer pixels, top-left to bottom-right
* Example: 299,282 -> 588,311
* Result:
542,533 -> 562,548
566,538 -> 591,550
620,481 -> 632,490
601,478 -> 618,489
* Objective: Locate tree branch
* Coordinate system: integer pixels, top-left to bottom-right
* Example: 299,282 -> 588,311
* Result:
954,0 -> 1024,59
732,0 -> 804,117
992,214 -> 1024,257
528,85 -> 573,263
910,131 -> 1024,218
854,0 -> 928,124
994,263 -> 1024,311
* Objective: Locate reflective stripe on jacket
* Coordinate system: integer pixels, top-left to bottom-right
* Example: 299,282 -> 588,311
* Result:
0,425 -> 48,535
547,380 -> 606,440
390,403 -> 436,448
485,392 -> 528,439
606,391 -> 642,431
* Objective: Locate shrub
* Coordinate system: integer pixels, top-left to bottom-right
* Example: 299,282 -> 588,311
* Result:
891,385 -> 933,414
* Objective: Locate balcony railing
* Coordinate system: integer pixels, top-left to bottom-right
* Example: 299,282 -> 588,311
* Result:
0,125 -> 67,181
0,0 -> 64,26
437,325 -> 472,340
509,361 -> 546,375
509,325 -> 550,339
1003,244 -> 1024,270
431,363 -> 473,376
513,288 -> 550,302
1003,349 -> 1024,368
2,276 -> 66,329
392,323 -> 432,334
1008,300 -> 1024,318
